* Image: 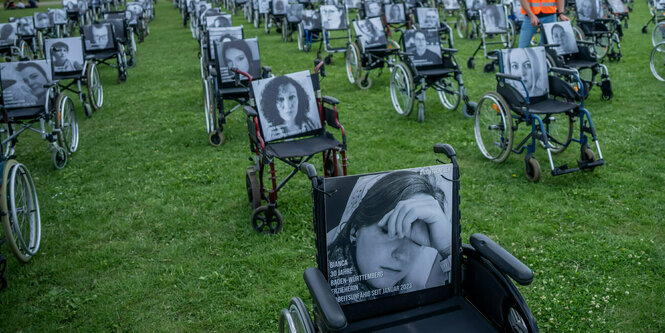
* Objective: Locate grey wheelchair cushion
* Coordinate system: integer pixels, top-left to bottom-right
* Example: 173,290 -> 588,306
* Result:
528,99 -> 578,114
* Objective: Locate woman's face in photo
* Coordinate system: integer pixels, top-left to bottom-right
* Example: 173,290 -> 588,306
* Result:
37,14 -> 50,27
22,67 -> 46,93
53,46 -> 68,64
552,26 -> 569,50
322,6 -> 341,27
389,5 -> 399,19
368,2 -> 380,15
224,47 -> 250,72
509,50 -> 534,91
276,82 -> 298,123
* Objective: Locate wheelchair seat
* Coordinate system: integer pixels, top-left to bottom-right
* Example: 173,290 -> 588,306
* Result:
265,132 -> 342,159
527,99 -> 579,114
4,106 -> 43,120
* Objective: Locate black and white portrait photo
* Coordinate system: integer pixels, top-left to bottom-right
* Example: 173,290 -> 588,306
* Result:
301,9 -> 322,30
416,7 -> 440,29
272,0 -> 287,14
364,0 -> 382,17
441,0 -> 460,10
323,165 -> 453,306
286,4 -> 304,23
63,0 -> 78,13
258,0 -> 270,14
83,24 -> 113,51
320,5 -> 346,30
197,2 -> 211,17
543,21 -> 578,55
206,14 -> 232,28
656,0 -> 665,10
465,0 -> 485,12
577,0 -> 602,21
404,29 -> 442,66
217,37 -> 261,82
125,8 -> 139,25
102,18 -> 126,42
354,17 -> 386,49
1,60 -> 52,109
208,26 -> 243,60
46,38 -> 84,74
127,2 -> 145,21
607,0 -> 627,13
49,9 -> 68,25
502,47 -> 548,98
17,17 -> 35,37
34,12 -> 53,29
76,0 -> 88,14
385,4 -> 405,23
481,4 -> 506,33
346,0 -> 361,10
0,23 -> 18,46
252,70 -> 321,142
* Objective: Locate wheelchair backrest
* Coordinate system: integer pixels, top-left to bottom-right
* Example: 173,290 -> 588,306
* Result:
384,3 -> 407,24
82,23 -> 116,52
286,4 -> 304,23
416,7 -> 440,29
16,17 -> 36,38
440,0 -> 460,10
655,0 -> 665,10
500,47 -> 549,99
34,12 -> 53,30
214,37 -> 262,83
403,29 -> 442,67
510,0 -> 525,21
302,9 -> 322,30
0,23 -> 18,47
100,18 -> 129,43
205,14 -> 233,28
542,21 -> 579,56
103,11 -> 127,22
607,0 -> 628,13
63,0 -> 88,14
480,4 -> 507,33
48,9 -> 68,26
0,60 -> 52,109
258,0 -> 270,14
576,0 -> 603,21
45,37 -> 85,77
346,0 -> 362,10
353,17 -> 387,50
465,0 -> 486,12
195,2 -> 212,18
363,0 -> 383,18
272,0 -> 288,15
320,5 -> 348,30
207,26 -> 244,60
252,70 -> 323,142
318,165 -> 457,321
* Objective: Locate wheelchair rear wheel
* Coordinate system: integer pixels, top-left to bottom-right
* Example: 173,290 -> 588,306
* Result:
297,23 -> 304,51
56,94 -> 79,154
279,297 -> 315,333
651,22 -> 665,47
593,34 -> 610,60
650,41 -> 665,81
323,149 -> 342,177
86,62 -> 104,110
541,113 -> 573,154
251,205 -> 283,234
246,166 -> 261,210
455,12 -> 468,39
0,124 -> 16,158
1,160 -> 41,263
474,92 -> 513,163
203,78 -> 217,135
435,76 -> 461,110
390,61 -> 415,116
345,42 -> 361,85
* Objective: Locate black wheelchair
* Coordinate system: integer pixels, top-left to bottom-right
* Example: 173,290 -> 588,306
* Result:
279,143 -> 538,332
390,28 -> 475,122
64,0 -> 93,37
467,4 -> 514,72
243,64 -> 347,234
204,36 -> 272,145
13,16 -> 41,60
102,12 -> 138,67
473,47 -> 604,182
573,0 -> 622,61
318,5 -> 352,65
0,23 -> 28,62
0,60 -> 79,169
345,16 -> 400,89
643,0 -> 665,47
541,20 -> 613,100
413,7 -> 456,48
458,0 -> 486,39
48,9 -> 69,38
45,37 -> 104,118
82,22 -> 129,83
126,1 -> 151,43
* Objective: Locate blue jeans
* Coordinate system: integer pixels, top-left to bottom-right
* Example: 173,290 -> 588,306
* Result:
517,14 -> 556,48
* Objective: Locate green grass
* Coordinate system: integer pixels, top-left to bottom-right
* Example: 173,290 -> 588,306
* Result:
0,1 -> 664,331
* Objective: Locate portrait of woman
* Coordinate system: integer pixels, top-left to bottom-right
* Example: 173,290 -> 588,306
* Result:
49,9 -> 68,25
503,47 -> 548,98
34,12 -> 52,29
578,0 -> 601,21
482,4 -> 506,32
0,23 -> 17,46
385,4 -> 404,23
302,9 -> 321,30
286,3 -> 304,22
273,0 -> 287,14
325,168 -> 452,305
219,39 -> 260,79
545,22 -> 578,55
320,5 -> 345,30
354,17 -> 386,49
1,61 -> 51,108
254,72 -> 320,142
364,0 -> 382,17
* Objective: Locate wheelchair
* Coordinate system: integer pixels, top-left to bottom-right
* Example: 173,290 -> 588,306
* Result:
48,9 -> 70,38
203,31 -> 265,146
0,155 -> 41,291
197,11 -> 233,45
390,28 -> 475,122
0,23 -> 28,62
45,37 -> 104,118
0,60 -> 79,169
253,0 -> 271,29
643,0 -> 665,47
458,0 -> 486,39
542,20 -> 613,100
264,0 -> 288,35
10,17 -> 40,60
279,143 -> 538,332
102,12 -> 138,67
438,0 -> 467,39
413,7 -> 455,48
318,5 -> 352,65
281,3 -> 305,42
606,0 -> 630,29
650,40 -> 665,81
64,0 -> 93,37
127,1 -> 151,43
34,12 -> 57,58
243,65 -> 347,234
473,47 -> 604,182
383,2 -> 412,39
573,0 -> 622,61
82,22 -> 129,83
199,25 -> 243,78
297,8 -> 324,53
467,4 -> 514,72
345,17 -> 400,89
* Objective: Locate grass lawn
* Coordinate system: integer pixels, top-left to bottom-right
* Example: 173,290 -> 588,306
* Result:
0,1 -> 663,331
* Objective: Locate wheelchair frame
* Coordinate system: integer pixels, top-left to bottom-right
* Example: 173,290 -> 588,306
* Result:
467,4 -> 515,72
573,5 -> 622,61
103,12 -> 139,67
82,22 -> 129,83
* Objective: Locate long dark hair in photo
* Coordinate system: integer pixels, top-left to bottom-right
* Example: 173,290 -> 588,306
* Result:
219,39 -> 260,76
260,75 -> 312,126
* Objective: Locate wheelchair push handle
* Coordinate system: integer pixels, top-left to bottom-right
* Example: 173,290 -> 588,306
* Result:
433,143 -> 456,159
470,233 -> 534,286
314,58 -> 326,77
229,67 -> 252,83
496,72 -> 522,82
304,268 -> 347,331
299,163 -> 318,180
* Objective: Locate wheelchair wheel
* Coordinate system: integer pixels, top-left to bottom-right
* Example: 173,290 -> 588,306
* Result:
203,78 -> 216,135
345,42 -> 361,85
390,61 -> 415,116
297,23 -> 304,51
651,42 -> 665,81
455,12 -> 468,39
246,166 -> 261,210
251,205 -> 283,234
282,17 -> 289,42
436,76 -> 461,110
541,113 -> 573,154
358,76 -> 372,90
209,130 -> 225,146
506,306 -> 529,333
86,62 -> 103,111
651,22 -> 665,47
594,34 -> 610,60
525,157 -> 541,182
572,25 -> 585,41
474,92 -> 513,163
580,145 -> 597,172
56,94 -> 79,154
323,149 -> 342,177
0,124 -> 16,158
507,20 -> 516,47
1,160 -> 41,263
279,297 -> 315,333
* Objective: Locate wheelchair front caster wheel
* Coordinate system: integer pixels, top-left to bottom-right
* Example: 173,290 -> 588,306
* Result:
524,157 -> 540,182
208,131 -> 225,146
83,103 -> 92,118
581,146 -> 596,172
304,43 -> 311,52
246,166 -> 261,210
127,57 -> 136,68
417,104 -> 425,123
52,147 -> 68,170
357,76 -> 372,90
462,101 -> 476,118
324,55 -> 332,65
600,80 -> 613,100
483,62 -> 495,73
251,205 -> 283,234
642,26 -> 647,34
117,71 -> 127,83
467,58 -> 475,69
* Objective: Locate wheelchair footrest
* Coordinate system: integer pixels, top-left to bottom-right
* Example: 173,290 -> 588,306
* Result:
551,164 -> 579,176
578,158 -> 605,170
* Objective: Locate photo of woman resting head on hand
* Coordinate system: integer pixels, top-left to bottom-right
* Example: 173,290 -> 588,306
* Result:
326,168 -> 452,305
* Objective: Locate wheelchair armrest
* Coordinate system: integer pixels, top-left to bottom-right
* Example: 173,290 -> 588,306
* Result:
576,40 -> 595,46
550,66 -> 577,76
208,66 -> 217,77
469,233 -> 534,286
322,96 -> 339,105
243,105 -> 257,117
441,47 -> 458,54
496,73 -> 521,82
541,43 -> 560,49
299,163 -> 318,180
44,81 -> 59,88
262,66 -> 272,74
304,268 -> 347,331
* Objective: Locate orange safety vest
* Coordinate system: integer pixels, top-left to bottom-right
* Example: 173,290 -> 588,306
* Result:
521,0 -> 557,15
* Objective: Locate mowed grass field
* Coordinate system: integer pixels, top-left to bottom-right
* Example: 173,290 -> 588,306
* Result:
0,1 -> 663,331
